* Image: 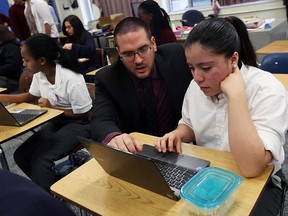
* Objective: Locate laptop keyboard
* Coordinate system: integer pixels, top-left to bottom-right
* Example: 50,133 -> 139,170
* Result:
154,160 -> 197,190
11,113 -> 37,123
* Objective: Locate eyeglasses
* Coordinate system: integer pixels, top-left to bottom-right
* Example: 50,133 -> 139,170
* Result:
120,46 -> 152,62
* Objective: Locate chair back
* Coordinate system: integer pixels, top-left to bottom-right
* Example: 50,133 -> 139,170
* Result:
181,10 -> 205,26
95,48 -> 107,67
260,53 -> 288,74
86,83 -> 96,101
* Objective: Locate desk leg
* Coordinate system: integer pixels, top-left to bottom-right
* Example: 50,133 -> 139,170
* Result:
0,146 -> 10,170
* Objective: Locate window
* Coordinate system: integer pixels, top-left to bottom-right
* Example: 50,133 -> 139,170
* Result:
165,0 -> 263,12
166,0 -> 210,12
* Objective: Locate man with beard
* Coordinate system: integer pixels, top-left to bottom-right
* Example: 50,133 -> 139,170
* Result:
90,17 -> 192,153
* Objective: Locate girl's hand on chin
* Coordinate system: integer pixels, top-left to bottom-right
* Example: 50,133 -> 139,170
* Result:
220,65 -> 246,98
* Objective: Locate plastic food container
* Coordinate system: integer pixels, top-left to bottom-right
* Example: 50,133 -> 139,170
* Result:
180,167 -> 243,216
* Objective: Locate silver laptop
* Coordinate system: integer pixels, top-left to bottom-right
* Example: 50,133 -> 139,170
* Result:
79,137 -> 210,201
0,103 -> 47,126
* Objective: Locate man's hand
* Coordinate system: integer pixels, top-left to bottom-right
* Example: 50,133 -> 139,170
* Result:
107,133 -> 142,153
155,131 -> 182,153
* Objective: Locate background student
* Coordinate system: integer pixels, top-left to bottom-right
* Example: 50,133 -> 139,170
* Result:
156,17 -> 288,216
23,0 -> 59,41
9,0 -> 31,43
138,0 -> 176,45
62,15 -> 100,78
90,17 -> 192,153
0,169 -> 76,216
0,25 -> 22,93
0,33 -> 92,192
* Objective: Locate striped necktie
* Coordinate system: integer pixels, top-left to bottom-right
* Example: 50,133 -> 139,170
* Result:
142,77 -> 159,135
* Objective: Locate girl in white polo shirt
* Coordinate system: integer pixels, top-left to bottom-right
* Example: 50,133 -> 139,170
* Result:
0,33 -> 92,192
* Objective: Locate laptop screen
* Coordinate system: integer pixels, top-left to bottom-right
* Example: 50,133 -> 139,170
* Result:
79,137 -> 210,200
0,103 -> 47,126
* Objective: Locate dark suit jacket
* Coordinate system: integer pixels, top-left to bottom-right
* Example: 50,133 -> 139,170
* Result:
91,43 -> 192,142
69,31 -> 100,74
0,170 -> 75,216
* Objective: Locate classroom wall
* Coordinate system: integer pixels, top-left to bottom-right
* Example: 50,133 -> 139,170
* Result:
4,0 -> 286,30
49,0 -> 287,28
53,0 -> 84,25
154,0 -> 286,26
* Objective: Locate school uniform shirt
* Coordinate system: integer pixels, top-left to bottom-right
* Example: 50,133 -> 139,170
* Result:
24,0 -> 59,38
29,64 -> 92,114
179,64 -> 288,174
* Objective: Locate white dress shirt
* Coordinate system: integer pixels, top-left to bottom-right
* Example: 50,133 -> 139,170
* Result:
179,64 -> 288,173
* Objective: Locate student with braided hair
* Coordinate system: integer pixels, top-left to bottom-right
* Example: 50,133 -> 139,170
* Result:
0,33 -> 92,192
138,0 -> 176,45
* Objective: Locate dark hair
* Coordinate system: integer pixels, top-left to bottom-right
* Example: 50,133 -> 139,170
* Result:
24,33 -> 81,73
185,17 -> 258,68
62,15 -> 86,44
225,16 -> 257,67
138,0 -> 171,43
113,17 -> 152,48
0,24 -> 16,43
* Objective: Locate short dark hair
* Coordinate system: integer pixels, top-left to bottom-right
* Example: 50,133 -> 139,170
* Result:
113,17 -> 151,47
185,17 -> 257,68
0,25 -> 15,42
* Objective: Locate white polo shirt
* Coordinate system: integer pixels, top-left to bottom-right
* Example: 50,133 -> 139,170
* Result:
25,0 -> 59,38
179,64 -> 288,173
29,64 -> 92,114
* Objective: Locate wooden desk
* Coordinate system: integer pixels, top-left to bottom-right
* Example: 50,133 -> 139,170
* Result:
0,103 -> 63,170
86,66 -> 107,76
51,132 -> 273,216
273,74 -> 288,91
0,87 -> 7,93
256,40 -> 288,55
78,58 -> 89,63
